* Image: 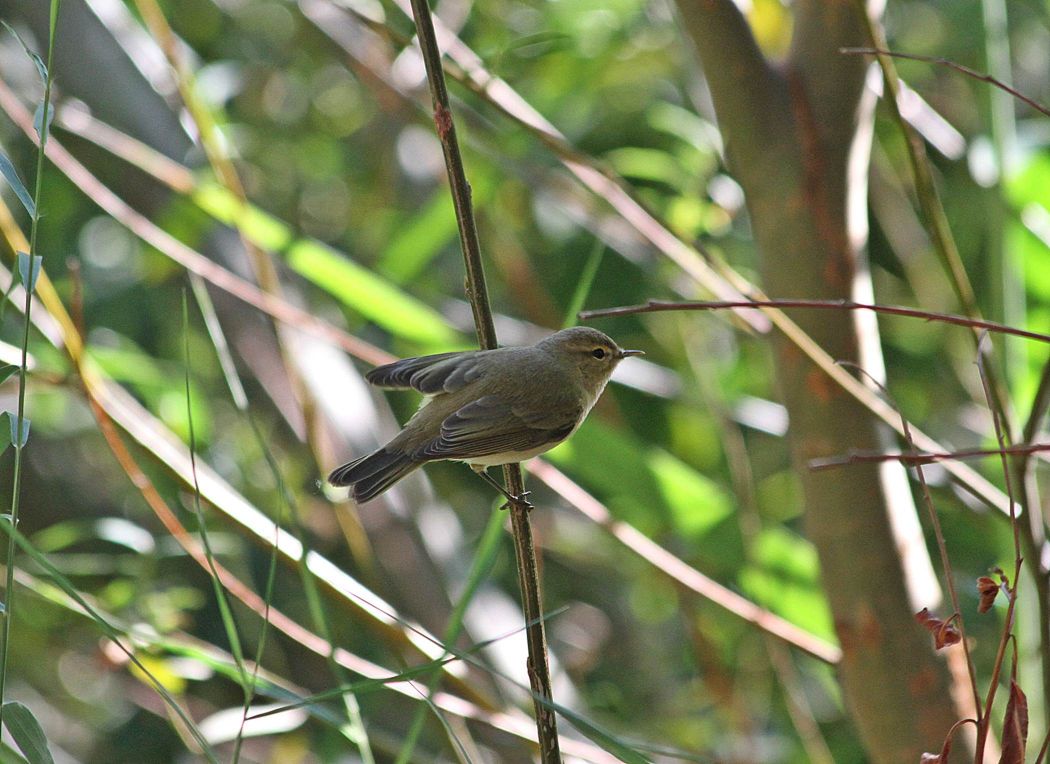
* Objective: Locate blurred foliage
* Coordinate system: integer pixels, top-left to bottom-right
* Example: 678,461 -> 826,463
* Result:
0,0 -> 1045,760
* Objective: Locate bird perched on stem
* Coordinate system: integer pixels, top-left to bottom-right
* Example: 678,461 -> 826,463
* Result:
329,326 -> 643,505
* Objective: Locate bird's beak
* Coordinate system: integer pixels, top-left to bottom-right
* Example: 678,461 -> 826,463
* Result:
618,349 -> 645,359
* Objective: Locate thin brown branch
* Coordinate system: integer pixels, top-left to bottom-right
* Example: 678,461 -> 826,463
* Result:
848,5 -> 979,322
580,299 -> 1050,345
840,362 -> 982,721
810,442 -> 1050,470
841,47 -> 1050,118
974,342 -> 1024,761
405,0 -> 560,757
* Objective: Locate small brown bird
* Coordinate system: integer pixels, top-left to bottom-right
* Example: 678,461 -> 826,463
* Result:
329,326 -> 643,503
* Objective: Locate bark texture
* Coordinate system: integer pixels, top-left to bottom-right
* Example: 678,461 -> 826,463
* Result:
675,0 -> 962,759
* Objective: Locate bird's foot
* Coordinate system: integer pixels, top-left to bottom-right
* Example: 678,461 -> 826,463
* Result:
473,467 -> 533,510
500,490 -> 533,511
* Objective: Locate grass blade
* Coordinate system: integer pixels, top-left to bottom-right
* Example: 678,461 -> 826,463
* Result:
563,238 -> 605,328
1,703 -> 53,764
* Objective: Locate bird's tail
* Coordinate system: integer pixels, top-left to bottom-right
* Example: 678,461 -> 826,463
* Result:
328,448 -> 419,503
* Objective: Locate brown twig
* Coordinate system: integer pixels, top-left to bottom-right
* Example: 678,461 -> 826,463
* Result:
580,299 -> 1050,345
973,340 -> 1024,761
809,442 -> 1050,470
405,0 -> 561,757
840,47 -> 1050,119
839,362 -> 983,723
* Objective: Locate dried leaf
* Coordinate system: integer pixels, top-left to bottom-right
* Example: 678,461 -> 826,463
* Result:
977,576 -> 1000,613
999,679 -> 1028,764
915,608 -> 961,650
918,721 -> 956,764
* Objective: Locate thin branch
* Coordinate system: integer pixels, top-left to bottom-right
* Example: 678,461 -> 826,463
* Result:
810,442 -> 1050,470
974,340 -> 1024,761
405,0 -> 561,757
841,47 -> 1050,118
580,298 -> 1050,345
838,362 -> 982,720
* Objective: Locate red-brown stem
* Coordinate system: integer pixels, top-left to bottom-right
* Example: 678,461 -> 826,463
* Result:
405,0 -> 561,758
840,47 -> 1050,118
580,298 -> 1050,346
973,347 -> 1024,762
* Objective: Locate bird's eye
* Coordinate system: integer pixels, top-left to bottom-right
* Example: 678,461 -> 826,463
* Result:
591,348 -> 606,359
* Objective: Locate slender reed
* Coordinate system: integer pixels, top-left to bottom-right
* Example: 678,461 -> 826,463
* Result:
0,0 -> 59,726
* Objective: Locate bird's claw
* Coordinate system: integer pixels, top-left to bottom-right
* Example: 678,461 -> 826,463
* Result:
500,490 -> 533,511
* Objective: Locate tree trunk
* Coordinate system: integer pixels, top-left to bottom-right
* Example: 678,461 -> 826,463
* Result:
675,0 -> 962,759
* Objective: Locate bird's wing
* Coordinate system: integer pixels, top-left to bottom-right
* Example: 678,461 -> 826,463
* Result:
413,395 -> 581,461
366,351 -> 486,394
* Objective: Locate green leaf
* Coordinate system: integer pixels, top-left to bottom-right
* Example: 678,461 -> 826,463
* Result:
0,365 -> 18,386
378,192 -> 458,284
1,23 -> 47,83
562,238 -> 605,327
547,420 -> 733,539
191,182 -> 457,346
604,147 -> 689,189
739,527 -> 835,641
2,702 -> 54,764
191,183 -> 291,252
0,155 -> 35,217
287,240 -> 457,346
17,253 -> 41,293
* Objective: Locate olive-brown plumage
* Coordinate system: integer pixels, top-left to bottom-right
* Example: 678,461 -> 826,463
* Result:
329,327 -> 642,503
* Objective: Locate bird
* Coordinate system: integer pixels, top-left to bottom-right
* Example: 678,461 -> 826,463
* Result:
328,326 -> 643,505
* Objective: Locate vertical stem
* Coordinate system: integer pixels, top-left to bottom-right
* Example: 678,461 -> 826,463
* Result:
0,0 -> 59,726
403,0 -> 561,758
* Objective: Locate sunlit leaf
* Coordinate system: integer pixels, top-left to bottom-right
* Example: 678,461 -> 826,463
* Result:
739,527 -> 835,641
547,420 -> 732,538
191,182 -> 456,345
287,240 -> 457,345
2,702 -> 54,764
192,183 -> 291,252
604,147 -> 688,189
378,192 -> 458,284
